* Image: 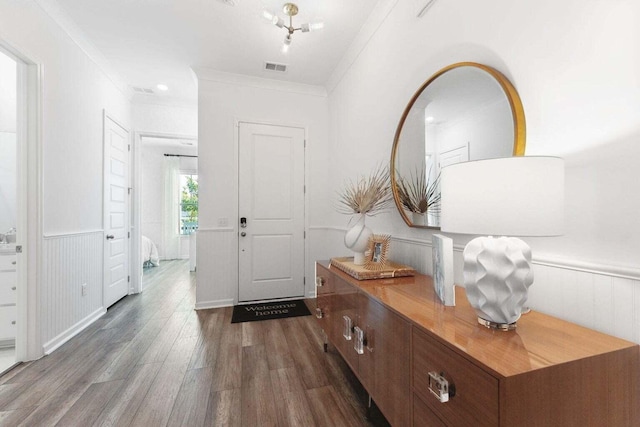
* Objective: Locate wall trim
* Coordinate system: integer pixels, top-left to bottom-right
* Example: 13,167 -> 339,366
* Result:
193,67 -> 327,98
195,299 -> 234,310
42,307 -> 106,355
43,229 -> 103,239
197,227 -> 235,233
34,0 -> 131,99
325,0 -> 400,93
311,226 -> 640,281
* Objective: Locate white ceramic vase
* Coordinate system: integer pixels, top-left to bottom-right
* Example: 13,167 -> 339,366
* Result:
344,213 -> 373,265
412,212 -> 427,226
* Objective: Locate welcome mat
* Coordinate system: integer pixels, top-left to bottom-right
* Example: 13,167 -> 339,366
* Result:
231,300 -> 311,323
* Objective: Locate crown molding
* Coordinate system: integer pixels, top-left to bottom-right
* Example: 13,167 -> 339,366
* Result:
192,67 -> 327,98
34,0 -> 132,99
325,0 -> 399,94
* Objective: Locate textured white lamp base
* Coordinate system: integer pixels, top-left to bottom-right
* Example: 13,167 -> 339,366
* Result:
463,236 -> 533,328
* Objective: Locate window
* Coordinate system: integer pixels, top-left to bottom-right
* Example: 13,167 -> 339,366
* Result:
179,173 -> 198,235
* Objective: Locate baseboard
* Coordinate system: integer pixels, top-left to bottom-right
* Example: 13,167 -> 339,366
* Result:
195,299 -> 235,310
42,307 -> 107,355
306,290 -> 317,299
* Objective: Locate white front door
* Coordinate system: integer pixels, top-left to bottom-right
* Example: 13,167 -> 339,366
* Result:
103,114 -> 130,308
238,123 -> 305,302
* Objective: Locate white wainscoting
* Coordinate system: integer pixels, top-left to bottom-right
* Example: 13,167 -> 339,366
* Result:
41,231 -> 105,354
311,227 -> 640,344
195,228 -> 237,309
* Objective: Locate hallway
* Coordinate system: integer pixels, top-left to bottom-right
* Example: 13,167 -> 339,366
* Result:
0,260 -> 379,426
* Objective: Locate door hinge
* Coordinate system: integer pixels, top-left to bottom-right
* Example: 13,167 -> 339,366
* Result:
127,231 -> 130,238
128,187 -> 132,195
304,140 -> 306,148
127,275 -> 130,283
128,144 -> 131,152
304,231 -> 306,239
304,185 -> 306,194
304,277 -> 306,285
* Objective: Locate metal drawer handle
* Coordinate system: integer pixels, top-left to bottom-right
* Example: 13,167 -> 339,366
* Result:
428,371 -> 456,403
316,276 -> 325,287
11,321 -> 15,325
11,261 -> 16,265
342,316 -> 352,341
11,287 -> 16,291
315,307 -> 323,319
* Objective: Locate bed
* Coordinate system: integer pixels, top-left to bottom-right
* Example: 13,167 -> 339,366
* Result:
142,235 -> 160,267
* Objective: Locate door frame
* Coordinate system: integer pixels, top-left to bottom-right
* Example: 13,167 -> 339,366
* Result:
130,131 -> 198,294
103,110 -> 131,306
0,40 -> 44,362
234,119 -> 309,304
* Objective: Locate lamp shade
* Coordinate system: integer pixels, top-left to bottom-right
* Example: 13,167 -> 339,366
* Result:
440,156 -> 564,237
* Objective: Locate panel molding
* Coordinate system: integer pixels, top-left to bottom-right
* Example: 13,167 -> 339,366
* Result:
41,231 -> 104,353
42,307 -> 105,355
309,226 -> 640,280
195,299 -> 234,310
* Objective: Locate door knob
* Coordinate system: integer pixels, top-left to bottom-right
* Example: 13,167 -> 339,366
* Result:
106,234 -> 115,240
240,232 -> 246,237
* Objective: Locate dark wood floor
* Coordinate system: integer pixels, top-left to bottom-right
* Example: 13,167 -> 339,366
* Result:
0,260 -> 382,426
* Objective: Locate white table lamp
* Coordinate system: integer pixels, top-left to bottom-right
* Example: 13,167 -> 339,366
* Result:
440,156 -> 564,330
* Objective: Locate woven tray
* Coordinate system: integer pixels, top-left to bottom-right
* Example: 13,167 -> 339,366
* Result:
330,257 -> 416,280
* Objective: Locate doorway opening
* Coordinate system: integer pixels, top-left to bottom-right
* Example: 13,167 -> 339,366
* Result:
0,48 -> 18,372
133,133 -> 198,293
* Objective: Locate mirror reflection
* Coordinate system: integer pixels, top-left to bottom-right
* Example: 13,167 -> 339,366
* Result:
391,63 -> 526,228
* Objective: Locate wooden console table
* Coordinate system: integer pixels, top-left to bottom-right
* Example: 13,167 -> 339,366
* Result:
315,260 -> 640,426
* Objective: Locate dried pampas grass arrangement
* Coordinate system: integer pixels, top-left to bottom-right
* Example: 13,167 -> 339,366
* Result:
396,165 -> 441,215
337,164 -> 393,216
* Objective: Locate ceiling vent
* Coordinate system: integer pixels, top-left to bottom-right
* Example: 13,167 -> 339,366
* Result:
132,86 -> 155,94
264,62 -> 287,73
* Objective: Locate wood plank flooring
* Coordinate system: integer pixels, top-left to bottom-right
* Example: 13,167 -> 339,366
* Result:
0,260 -> 385,427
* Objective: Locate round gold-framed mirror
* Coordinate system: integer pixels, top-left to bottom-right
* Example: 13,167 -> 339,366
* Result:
390,62 -> 526,229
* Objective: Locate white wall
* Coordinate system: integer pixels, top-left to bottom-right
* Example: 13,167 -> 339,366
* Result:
321,0 -> 640,341
133,101 -> 197,136
195,71 -> 329,308
0,0 -> 131,356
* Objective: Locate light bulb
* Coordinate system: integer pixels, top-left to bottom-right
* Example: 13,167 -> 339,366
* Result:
263,10 -> 274,21
282,34 -> 291,53
156,84 -> 169,91
309,22 -> 324,31
273,16 -> 284,28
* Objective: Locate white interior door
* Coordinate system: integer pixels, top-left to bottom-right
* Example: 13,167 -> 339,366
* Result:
238,123 -> 305,302
104,114 -> 130,308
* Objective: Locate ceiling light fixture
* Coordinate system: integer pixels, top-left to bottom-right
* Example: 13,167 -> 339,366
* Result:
264,3 -> 323,52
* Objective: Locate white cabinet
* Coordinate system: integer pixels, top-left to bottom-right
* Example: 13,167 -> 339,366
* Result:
0,253 -> 16,344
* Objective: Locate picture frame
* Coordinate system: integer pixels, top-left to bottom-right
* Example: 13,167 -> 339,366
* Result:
432,234 -> 455,306
364,234 -> 391,270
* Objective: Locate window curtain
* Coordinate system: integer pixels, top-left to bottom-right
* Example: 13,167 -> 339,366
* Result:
162,156 -> 180,260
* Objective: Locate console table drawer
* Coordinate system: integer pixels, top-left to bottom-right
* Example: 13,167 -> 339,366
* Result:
413,393 -> 446,427
413,327 -> 499,426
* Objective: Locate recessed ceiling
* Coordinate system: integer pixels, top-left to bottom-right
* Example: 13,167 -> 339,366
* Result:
52,0 -> 381,103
